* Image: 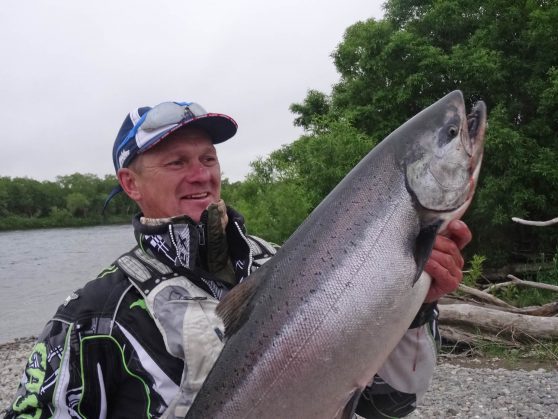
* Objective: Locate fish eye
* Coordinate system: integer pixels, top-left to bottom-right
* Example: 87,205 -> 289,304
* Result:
447,125 -> 459,137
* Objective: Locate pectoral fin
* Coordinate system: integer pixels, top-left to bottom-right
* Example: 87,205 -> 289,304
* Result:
412,220 -> 442,284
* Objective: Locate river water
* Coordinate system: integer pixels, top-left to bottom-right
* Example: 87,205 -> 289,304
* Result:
0,225 -> 136,343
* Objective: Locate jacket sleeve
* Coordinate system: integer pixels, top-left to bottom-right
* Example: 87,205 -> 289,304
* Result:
355,304 -> 440,418
4,315 -> 125,419
4,319 -> 73,419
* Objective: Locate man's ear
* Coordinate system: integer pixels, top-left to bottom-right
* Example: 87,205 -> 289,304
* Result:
117,168 -> 142,201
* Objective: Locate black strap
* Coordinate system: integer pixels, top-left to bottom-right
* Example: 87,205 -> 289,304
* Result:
117,247 -> 218,298
409,302 -> 438,329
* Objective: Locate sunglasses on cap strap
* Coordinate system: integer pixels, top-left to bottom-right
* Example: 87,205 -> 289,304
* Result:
117,101 -> 209,161
141,102 -> 208,131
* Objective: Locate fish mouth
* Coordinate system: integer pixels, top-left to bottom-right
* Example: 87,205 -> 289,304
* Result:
466,101 -> 487,154
457,100 -> 487,209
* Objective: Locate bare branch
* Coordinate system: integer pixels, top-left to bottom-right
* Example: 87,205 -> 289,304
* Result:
483,281 -> 515,294
511,216 -> 558,226
457,284 -> 516,308
510,302 -> 558,317
506,274 -> 558,293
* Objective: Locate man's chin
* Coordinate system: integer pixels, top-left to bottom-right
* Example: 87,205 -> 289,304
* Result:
178,200 -> 212,223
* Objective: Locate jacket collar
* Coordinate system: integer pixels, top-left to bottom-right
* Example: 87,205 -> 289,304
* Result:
132,206 -> 252,285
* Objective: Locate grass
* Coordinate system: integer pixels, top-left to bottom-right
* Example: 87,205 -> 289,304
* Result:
475,340 -> 558,363
441,335 -> 558,367
462,251 -> 558,307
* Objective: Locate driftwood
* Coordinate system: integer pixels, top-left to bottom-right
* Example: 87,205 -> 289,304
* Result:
457,284 -> 515,308
442,216 -> 558,348
440,295 -> 558,317
438,325 -> 519,350
512,216 -> 558,226
482,262 -> 555,281
442,211 -> 557,346
439,303 -> 558,342
509,301 -> 558,317
484,274 -> 558,294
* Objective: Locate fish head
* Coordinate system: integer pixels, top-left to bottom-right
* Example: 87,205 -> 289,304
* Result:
403,90 -> 486,220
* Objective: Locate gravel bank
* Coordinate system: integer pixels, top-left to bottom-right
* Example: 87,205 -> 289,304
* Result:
1,338 -> 557,417
0,337 -> 36,415
410,360 -> 558,419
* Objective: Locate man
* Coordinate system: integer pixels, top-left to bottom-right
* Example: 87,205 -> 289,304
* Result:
6,100 -> 470,418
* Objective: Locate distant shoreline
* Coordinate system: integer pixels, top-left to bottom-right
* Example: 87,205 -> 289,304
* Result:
0,216 -> 129,232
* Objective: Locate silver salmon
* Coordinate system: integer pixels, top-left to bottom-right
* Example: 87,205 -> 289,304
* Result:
186,90 -> 487,418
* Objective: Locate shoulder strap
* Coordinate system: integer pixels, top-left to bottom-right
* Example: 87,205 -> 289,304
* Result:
117,247 -> 177,297
117,247 -> 230,300
246,235 -> 279,270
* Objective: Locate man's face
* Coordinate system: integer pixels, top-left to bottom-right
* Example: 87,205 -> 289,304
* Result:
123,127 -> 221,222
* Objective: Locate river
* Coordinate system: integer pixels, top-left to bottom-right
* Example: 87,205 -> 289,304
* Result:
0,225 -> 136,343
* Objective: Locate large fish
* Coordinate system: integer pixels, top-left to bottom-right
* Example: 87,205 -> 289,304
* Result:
186,90 -> 487,418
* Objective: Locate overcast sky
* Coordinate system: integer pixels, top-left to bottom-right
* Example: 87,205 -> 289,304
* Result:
0,1 -> 383,182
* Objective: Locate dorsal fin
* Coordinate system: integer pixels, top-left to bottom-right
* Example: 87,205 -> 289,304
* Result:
216,271 -> 263,338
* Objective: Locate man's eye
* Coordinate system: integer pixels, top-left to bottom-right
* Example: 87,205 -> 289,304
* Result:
202,156 -> 218,166
165,160 -> 185,168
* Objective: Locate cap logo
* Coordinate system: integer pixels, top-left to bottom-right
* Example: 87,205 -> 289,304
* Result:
118,149 -> 130,169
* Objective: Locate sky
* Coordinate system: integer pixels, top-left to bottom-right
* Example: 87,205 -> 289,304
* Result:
0,1 -> 383,182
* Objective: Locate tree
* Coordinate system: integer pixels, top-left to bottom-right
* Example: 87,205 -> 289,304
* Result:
5,177 -> 45,217
287,0 -> 558,266
66,192 -> 91,217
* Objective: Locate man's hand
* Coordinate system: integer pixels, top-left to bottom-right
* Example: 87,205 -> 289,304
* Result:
423,220 -> 472,303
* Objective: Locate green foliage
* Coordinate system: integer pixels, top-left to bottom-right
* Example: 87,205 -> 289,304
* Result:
462,254 -> 486,287
494,250 -> 558,307
2,0 -> 558,276
289,90 -> 331,133
222,176 -> 313,244
0,173 -> 134,230
288,0 -> 558,267
66,192 -> 90,217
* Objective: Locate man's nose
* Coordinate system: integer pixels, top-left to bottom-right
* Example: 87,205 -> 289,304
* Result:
186,161 -> 211,182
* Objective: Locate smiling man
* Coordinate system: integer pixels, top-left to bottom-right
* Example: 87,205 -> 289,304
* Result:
118,128 -> 222,221
6,100 -> 471,418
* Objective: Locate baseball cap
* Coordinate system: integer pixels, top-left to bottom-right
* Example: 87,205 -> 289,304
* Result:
104,101 -> 237,212
112,101 -> 237,172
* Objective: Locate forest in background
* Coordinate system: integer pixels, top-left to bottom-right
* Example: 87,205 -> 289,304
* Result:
1,0 -> 557,271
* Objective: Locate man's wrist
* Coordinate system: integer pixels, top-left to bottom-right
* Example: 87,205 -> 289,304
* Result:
409,302 -> 438,329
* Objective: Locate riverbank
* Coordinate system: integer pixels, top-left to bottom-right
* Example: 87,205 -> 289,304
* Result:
0,215 -> 129,232
0,337 -> 36,413
1,337 -> 557,417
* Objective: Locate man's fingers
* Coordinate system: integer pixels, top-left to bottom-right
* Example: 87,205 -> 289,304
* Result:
426,251 -> 463,284
446,220 -> 472,250
423,220 -> 470,302
424,257 -> 462,302
432,236 -> 464,270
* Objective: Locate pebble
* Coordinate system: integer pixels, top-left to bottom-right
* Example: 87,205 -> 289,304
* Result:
1,338 -> 557,418
410,362 -> 558,418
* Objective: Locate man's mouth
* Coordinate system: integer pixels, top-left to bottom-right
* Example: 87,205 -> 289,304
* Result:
183,192 -> 210,200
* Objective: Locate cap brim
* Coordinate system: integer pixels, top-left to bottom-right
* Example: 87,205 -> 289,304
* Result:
140,112 -> 238,155
184,113 -> 238,144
